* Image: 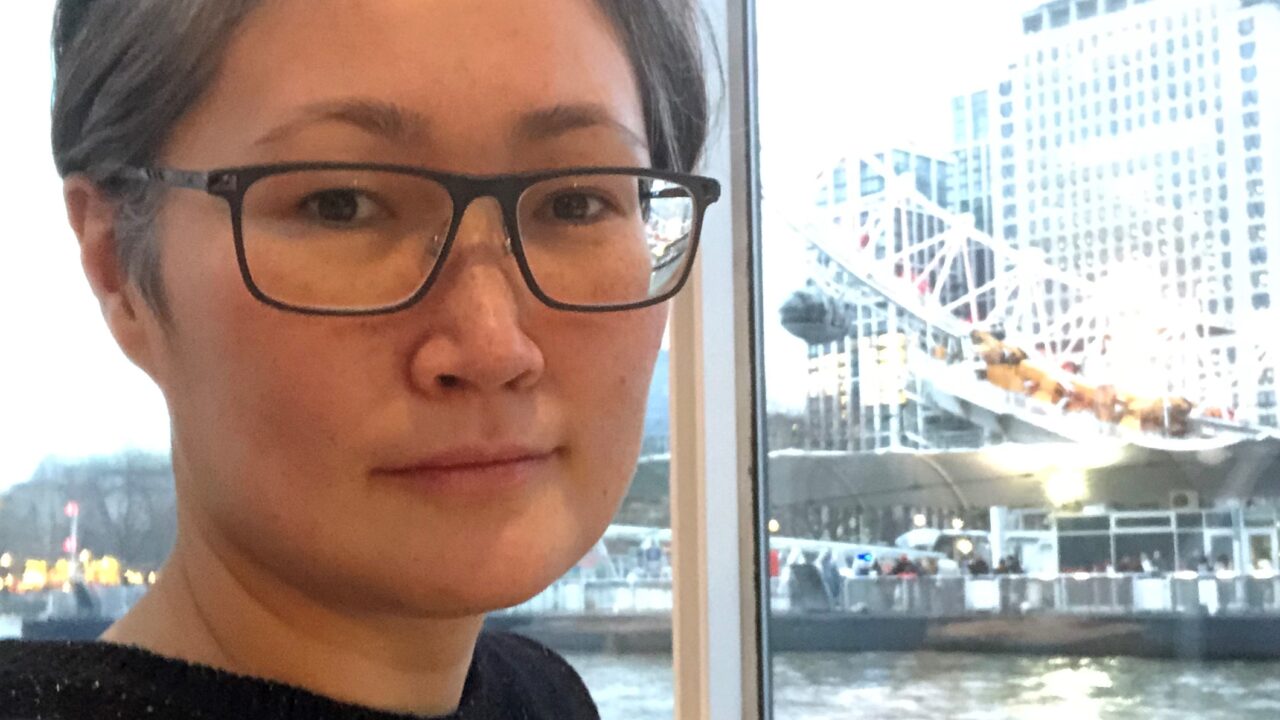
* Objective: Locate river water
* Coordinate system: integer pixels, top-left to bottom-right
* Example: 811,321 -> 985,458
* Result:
566,652 -> 1280,720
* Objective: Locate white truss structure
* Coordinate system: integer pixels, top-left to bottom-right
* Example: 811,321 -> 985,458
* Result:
794,153 -> 1273,448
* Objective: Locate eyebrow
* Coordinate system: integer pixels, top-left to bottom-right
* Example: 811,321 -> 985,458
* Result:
253,98 -> 429,148
254,98 -> 648,154
515,103 -> 650,153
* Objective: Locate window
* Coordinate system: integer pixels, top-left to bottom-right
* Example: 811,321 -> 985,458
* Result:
757,5 -> 1280,716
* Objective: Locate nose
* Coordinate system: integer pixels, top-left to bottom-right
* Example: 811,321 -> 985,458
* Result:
406,198 -> 545,396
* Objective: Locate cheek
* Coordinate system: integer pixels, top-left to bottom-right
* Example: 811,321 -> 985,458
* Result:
552,306 -> 667,486
155,213 -> 393,481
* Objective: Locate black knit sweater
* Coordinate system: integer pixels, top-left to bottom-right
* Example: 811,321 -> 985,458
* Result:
0,631 -> 599,720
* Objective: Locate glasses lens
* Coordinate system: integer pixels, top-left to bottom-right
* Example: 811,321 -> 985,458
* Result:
516,173 -> 698,307
241,169 -> 454,310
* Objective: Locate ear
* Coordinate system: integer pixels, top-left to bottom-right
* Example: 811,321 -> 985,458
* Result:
64,175 -> 168,383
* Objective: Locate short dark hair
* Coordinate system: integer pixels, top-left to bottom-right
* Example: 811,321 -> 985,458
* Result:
52,0 -> 712,314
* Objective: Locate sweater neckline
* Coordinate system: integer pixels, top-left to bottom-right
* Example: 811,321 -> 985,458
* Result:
22,636 -> 487,719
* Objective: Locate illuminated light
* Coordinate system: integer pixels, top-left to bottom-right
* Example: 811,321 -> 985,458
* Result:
1072,572 -> 1092,581
986,443 -> 1058,473
1045,469 -> 1088,507
101,560 -> 121,586
1070,443 -> 1125,470
987,442 -> 1124,474
78,549 -> 91,563
62,536 -> 77,554
1197,448 -> 1230,466
913,514 -> 928,528
767,519 -> 780,534
951,518 -> 966,530
955,538 -> 975,556
148,572 -> 158,585
0,553 -> 11,569
63,501 -> 79,518
20,560 -> 49,593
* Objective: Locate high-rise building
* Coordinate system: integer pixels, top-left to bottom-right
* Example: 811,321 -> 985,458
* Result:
950,90 -> 997,237
995,0 -> 1280,425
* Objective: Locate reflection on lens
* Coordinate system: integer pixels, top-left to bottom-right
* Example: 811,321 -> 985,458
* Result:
517,173 -> 696,307
241,169 -> 453,310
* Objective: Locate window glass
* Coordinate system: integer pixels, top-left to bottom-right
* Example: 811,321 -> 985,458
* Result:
757,2 -> 1280,717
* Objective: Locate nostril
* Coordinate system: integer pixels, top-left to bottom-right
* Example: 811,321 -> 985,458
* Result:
437,374 -> 462,389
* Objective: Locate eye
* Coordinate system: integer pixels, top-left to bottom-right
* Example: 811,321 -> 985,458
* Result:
301,189 -> 380,225
548,191 -> 611,223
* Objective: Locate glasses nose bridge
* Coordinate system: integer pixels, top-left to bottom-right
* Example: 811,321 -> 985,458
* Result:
445,178 -> 526,262
449,177 -> 519,250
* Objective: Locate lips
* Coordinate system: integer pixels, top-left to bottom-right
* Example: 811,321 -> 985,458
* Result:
372,446 -> 558,495
379,446 -> 557,473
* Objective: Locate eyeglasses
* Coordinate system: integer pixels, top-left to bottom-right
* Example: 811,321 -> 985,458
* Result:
116,162 -> 721,315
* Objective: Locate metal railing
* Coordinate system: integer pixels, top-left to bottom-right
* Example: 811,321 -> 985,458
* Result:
500,571 -> 1280,617
831,572 -> 1280,616
502,579 -> 674,616
6,572 -> 1276,623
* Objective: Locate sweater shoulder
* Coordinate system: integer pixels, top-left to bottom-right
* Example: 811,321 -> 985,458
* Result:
472,631 -> 600,720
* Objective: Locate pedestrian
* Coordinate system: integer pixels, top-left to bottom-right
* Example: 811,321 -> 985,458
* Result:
890,554 -> 919,576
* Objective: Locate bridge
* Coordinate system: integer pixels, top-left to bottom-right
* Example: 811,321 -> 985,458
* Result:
782,152 -> 1277,451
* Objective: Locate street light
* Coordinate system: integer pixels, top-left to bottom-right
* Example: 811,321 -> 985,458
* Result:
64,500 -> 81,583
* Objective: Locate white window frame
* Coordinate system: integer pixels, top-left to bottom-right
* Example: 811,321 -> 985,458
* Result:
670,1 -> 765,718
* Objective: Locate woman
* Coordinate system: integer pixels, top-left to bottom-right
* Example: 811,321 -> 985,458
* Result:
0,0 -> 717,717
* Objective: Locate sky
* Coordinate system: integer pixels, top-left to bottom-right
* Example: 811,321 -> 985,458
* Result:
0,0 -> 1033,490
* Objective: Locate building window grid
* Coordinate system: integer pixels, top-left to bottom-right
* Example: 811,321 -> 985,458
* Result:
1012,9 -> 1248,294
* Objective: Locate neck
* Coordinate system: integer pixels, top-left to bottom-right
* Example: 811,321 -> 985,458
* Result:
100,514 -> 484,716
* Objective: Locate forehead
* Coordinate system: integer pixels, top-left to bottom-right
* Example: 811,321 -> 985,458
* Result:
165,0 -> 646,166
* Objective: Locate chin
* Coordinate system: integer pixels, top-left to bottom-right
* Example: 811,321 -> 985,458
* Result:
386,530 -> 597,617
387,563 -> 573,618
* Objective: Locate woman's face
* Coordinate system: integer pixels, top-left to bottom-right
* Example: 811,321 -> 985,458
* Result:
145,0 -> 665,614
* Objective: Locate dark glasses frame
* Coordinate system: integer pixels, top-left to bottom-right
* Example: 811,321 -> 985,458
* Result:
113,162 -> 722,316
